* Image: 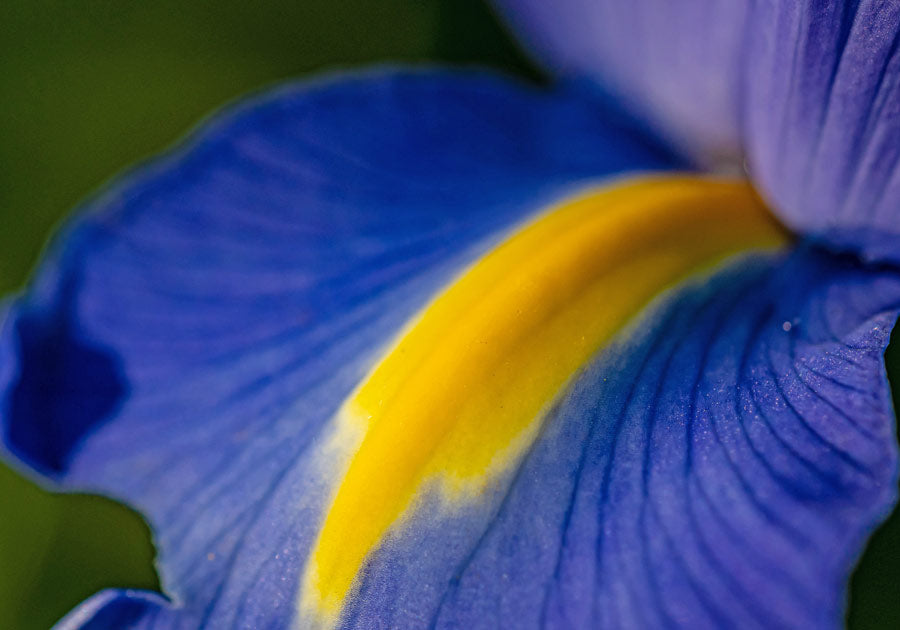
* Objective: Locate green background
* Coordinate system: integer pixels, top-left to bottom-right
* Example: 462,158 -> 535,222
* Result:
0,1 -> 896,628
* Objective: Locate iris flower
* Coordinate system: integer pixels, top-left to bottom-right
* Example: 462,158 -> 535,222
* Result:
3,1 -> 900,628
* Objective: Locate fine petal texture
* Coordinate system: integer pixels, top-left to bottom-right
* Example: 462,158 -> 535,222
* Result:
301,176 -> 786,625
0,70 -> 674,628
493,0 -> 900,261
338,248 -> 900,630
743,2 -> 900,263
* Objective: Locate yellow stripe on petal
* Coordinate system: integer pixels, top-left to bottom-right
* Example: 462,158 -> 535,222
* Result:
300,175 -> 788,625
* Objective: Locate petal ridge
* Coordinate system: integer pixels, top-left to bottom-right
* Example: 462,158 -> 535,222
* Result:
339,248 -> 900,629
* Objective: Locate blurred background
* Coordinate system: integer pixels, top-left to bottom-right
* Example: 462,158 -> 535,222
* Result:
0,1 -> 897,628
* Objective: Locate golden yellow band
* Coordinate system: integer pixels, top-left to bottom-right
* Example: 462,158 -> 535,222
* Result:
301,175 -> 788,624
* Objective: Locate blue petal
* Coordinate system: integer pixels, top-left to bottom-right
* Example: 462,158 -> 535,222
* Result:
335,248 -> 900,629
54,590 -> 168,630
0,70 -> 674,628
493,0 -> 900,262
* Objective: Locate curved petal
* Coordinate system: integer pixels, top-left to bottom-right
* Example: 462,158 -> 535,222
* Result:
0,70 -> 674,627
743,3 -> 900,264
329,248 -> 900,630
54,590 -> 169,630
493,0 -> 900,262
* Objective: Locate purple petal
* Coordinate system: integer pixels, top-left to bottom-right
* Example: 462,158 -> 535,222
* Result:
493,0 -> 900,262
744,3 -> 900,264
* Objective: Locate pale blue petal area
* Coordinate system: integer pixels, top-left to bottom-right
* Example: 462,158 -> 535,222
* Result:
0,70 -> 675,628
494,1 -> 900,262
337,248 -> 900,630
491,0 -> 749,163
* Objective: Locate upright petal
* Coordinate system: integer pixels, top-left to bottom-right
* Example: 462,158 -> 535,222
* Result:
491,0 -> 751,162
0,70 -> 674,628
743,2 -> 900,264
493,0 -> 900,262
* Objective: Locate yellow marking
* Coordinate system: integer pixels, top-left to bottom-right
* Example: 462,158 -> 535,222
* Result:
301,175 -> 788,625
